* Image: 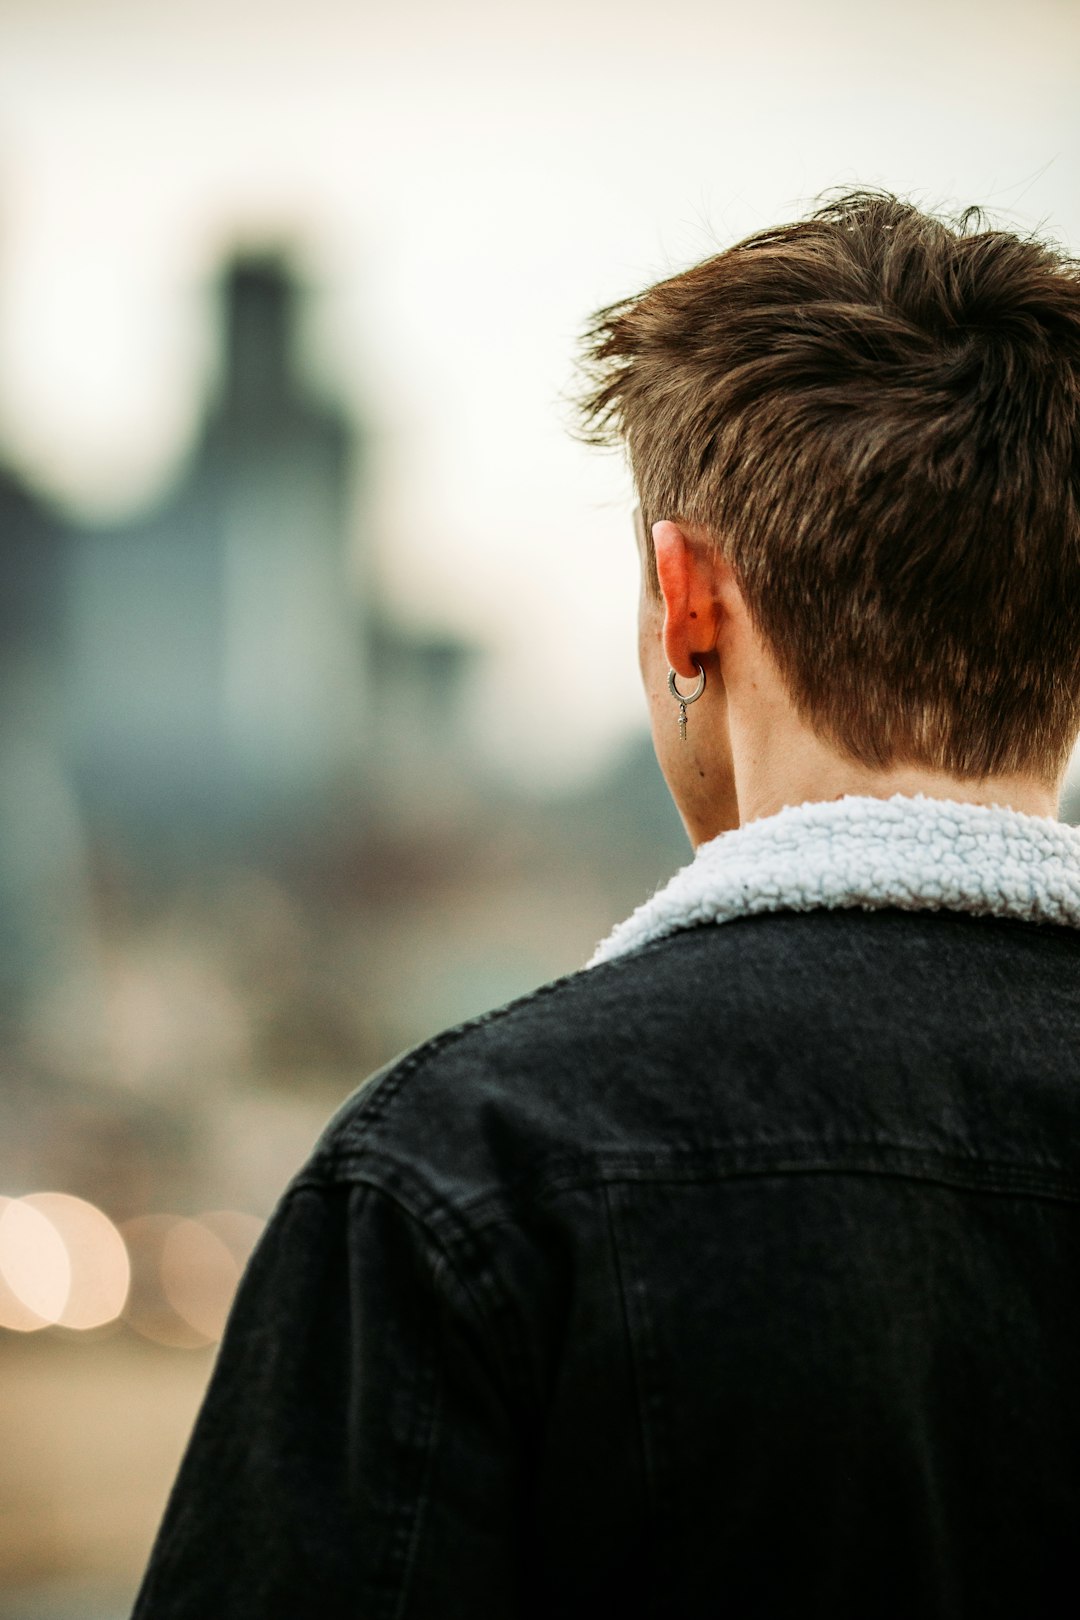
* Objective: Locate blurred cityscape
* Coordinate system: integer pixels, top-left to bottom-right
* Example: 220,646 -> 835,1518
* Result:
0,247 -> 689,1617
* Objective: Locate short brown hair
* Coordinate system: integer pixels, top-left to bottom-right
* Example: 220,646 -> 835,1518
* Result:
575,189 -> 1080,785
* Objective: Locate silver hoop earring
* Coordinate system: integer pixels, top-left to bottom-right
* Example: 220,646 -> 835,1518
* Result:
668,663 -> 706,742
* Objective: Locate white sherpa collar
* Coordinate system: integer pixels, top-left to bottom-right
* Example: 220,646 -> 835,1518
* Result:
588,792 -> 1080,968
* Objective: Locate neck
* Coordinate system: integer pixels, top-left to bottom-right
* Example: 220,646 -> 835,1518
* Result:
725,700 -> 1061,837
738,764 -> 1060,829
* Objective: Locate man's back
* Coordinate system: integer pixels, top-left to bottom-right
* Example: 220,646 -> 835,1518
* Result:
133,903 -> 1080,1618
502,908 -> 1080,1616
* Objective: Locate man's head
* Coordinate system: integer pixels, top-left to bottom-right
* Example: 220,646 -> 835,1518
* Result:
577,189 -> 1080,800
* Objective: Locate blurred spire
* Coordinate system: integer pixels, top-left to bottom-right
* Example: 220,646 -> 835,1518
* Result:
217,252 -> 298,423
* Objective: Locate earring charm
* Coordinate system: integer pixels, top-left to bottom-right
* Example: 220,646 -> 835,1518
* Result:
668,663 -> 706,741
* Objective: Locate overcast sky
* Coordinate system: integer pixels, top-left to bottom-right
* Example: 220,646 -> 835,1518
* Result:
1,0 -> 1078,786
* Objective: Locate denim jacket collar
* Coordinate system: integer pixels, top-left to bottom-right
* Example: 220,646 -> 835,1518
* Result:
588,792 -> 1080,968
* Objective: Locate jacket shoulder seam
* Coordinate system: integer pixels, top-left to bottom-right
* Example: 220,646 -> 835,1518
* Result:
311,941 -> 683,1156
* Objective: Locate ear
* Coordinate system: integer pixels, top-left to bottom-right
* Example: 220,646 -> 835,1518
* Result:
652,521 -> 722,678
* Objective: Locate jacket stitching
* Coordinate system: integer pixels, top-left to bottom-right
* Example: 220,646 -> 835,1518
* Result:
297,1146 -> 1080,1236
448,1155 -> 1080,1227
602,1182 -> 662,1604
387,1254 -> 445,1620
285,1174 -> 527,1414
338,1181 -> 438,1620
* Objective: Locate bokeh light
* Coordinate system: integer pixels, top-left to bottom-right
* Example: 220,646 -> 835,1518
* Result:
120,1214 -> 212,1349
160,1219 -> 241,1343
22,1191 -> 131,1330
0,1194 -> 72,1330
120,1209 -> 265,1348
0,1192 -> 131,1332
199,1208 -> 265,1272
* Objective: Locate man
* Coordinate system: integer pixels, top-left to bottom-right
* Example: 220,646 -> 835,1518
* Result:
133,189 -> 1080,1617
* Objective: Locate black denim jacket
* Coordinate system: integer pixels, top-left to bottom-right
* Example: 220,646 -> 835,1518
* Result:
132,906 -> 1080,1619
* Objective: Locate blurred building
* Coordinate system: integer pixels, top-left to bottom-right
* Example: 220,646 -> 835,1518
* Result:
0,245 -> 686,1176
0,465 -> 93,1036
64,254 -> 369,864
